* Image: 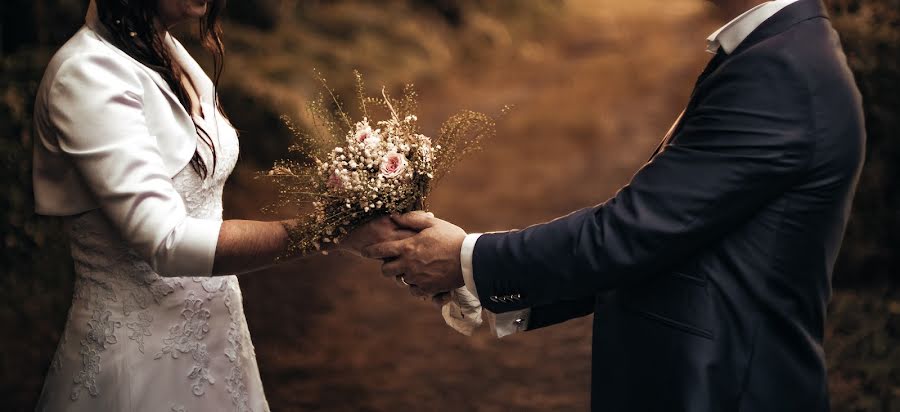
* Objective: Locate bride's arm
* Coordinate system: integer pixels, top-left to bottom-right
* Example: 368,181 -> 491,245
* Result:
212,217 -> 410,276
212,220 -> 290,275
46,53 -> 402,278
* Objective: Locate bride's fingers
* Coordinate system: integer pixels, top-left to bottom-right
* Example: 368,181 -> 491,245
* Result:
409,285 -> 428,298
432,292 -> 451,307
386,229 -> 417,242
362,239 -> 406,259
381,259 -> 406,278
391,212 -> 434,231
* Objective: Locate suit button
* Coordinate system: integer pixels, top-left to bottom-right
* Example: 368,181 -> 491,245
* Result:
490,296 -> 500,303
513,293 -> 522,300
499,296 -> 509,303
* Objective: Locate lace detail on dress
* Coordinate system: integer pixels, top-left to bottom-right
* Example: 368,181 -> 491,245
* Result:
122,274 -> 180,316
193,276 -> 228,294
154,292 -> 216,396
64,229 -> 184,398
71,305 -> 122,400
69,276 -> 119,400
126,311 -> 153,353
224,289 -> 251,411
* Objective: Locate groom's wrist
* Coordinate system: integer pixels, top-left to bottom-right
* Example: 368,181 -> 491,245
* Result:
460,233 -> 483,298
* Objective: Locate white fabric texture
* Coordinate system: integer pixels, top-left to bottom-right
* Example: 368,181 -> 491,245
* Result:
34,4 -> 270,411
441,288 -> 484,336
442,233 -> 530,337
32,2 -> 218,276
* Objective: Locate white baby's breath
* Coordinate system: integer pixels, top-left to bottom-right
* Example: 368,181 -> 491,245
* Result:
261,72 -> 503,258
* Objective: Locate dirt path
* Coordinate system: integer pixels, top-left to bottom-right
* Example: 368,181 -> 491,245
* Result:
228,2 -> 719,410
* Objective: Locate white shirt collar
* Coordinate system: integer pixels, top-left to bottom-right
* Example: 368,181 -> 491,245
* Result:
706,0 -> 800,54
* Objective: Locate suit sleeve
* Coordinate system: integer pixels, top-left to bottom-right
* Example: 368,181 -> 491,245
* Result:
524,297 -> 597,331
472,52 -> 813,313
47,53 -> 221,277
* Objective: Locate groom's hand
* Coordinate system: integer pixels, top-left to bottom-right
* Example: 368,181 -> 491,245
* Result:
363,212 -> 466,296
340,216 -> 417,257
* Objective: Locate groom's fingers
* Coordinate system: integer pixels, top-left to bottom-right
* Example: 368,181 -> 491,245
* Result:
391,212 -> 435,231
362,239 -> 407,259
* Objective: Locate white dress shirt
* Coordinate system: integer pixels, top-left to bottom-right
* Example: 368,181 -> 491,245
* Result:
707,0 -> 800,54
451,0 -> 801,338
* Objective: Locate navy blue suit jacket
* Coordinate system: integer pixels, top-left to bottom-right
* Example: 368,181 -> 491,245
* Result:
471,1 -> 864,410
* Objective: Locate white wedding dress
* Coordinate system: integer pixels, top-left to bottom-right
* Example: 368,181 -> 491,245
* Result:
36,102 -> 271,412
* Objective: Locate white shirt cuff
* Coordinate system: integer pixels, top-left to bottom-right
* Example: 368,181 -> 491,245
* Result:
460,233 -> 482,297
459,232 -> 530,337
489,309 -> 531,338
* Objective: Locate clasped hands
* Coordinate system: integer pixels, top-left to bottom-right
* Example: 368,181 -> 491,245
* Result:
341,211 -> 467,305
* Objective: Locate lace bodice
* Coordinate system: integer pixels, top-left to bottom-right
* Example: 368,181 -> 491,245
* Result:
37,106 -> 271,412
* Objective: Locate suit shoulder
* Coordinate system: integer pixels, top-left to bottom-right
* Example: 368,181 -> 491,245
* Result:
741,18 -> 864,176
742,18 -> 853,90
748,17 -> 862,116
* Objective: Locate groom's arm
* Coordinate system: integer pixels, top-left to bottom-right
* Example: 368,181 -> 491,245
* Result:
472,53 -> 815,314
461,234 -> 595,335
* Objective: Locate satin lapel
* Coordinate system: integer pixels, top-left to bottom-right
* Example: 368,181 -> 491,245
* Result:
84,1 -> 189,111
83,24 -> 193,123
648,50 -> 727,161
168,36 -> 214,105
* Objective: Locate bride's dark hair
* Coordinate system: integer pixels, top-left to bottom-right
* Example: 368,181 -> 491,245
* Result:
95,0 -> 227,179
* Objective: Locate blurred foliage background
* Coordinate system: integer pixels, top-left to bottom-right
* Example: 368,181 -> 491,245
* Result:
1,0 -> 897,410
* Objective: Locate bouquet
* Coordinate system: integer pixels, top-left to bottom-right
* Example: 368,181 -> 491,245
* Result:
261,71 -> 507,257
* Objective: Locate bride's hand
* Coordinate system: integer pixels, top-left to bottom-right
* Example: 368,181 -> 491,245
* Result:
339,215 -> 420,257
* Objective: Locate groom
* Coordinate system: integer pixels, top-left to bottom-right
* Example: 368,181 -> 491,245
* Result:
363,0 -> 865,410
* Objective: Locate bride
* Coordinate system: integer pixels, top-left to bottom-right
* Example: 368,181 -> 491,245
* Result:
32,0 -> 406,410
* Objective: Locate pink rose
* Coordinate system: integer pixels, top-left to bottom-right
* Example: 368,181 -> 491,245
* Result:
380,152 -> 408,178
326,171 -> 343,190
355,129 -> 381,149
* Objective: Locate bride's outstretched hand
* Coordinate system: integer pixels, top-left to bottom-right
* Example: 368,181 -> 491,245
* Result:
339,215 -> 421,257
